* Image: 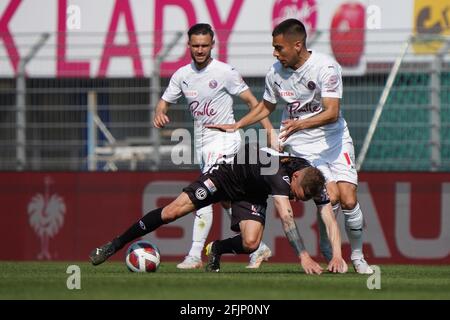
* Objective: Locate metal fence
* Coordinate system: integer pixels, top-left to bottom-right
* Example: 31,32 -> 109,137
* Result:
0,30 -> 449,171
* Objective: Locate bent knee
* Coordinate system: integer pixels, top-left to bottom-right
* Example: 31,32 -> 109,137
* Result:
340,199 -> 358,211
161,205 -> 181,222
242,239 -> 260,253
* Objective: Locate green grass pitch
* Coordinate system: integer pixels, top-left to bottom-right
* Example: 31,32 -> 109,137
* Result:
1,262 -> 450,300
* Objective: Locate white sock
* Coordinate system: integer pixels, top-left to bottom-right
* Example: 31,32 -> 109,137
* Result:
342,202 -> 364,260
224,207 -> 232,219
332,203 -> 341,217
188,205 -> 213,258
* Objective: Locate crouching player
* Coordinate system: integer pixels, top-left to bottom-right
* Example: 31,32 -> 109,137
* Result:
89,144 -> 347,274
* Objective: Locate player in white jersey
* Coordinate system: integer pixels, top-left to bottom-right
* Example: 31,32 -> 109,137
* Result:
153,23 -> 272,269
207,19 -> 373,274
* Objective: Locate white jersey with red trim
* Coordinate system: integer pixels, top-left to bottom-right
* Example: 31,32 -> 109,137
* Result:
162,59 -> 246,148
263,51 -> 351,155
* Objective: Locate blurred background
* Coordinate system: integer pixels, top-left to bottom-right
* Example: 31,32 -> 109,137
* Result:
0,0 -> 449,263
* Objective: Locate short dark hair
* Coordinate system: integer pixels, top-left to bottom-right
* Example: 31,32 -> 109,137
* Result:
188,23 -> 214,40
300,167 -> 325,199
272,18 -> 307,43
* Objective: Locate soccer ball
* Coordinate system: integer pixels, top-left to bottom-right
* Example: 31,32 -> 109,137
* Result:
125,240 -> 160,272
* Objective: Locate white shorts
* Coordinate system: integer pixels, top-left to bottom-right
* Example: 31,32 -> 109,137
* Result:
196,134 -> 241,173
287,139 -> 358,185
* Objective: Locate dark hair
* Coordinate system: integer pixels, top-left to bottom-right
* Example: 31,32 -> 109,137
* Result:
272,18 -> 307,44
188,23 -> 214,40
300,167 -> 326,199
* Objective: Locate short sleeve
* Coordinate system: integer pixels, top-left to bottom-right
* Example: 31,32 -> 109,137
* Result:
224,67 -> 248,96
319,63 -> 343,99
265,173 -> 291,197
263,71 -> 277,104
161,70 -> 183,103
313,186 -> 331,207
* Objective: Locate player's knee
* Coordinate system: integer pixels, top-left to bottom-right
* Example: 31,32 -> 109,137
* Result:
340,198 -> 358,211
161,205 -> 180,222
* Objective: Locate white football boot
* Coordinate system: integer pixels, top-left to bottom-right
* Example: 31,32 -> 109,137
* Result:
246,243 -> 272,269
176,255 -> 203,269
352,257 -> 374,274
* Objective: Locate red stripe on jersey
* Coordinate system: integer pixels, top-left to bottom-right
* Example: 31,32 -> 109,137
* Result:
344,152 -> 352,165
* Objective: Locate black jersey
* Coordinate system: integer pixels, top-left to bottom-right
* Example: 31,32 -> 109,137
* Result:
206,144 -> 330,206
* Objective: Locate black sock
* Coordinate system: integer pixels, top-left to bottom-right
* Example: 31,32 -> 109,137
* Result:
113,207 -> 165,250
215,234 -> 247,254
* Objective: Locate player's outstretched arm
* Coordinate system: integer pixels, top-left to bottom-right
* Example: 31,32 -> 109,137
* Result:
319,203 -> 348,273
239,91 -> 281,152
153,99 -> 171,128
205,99 -> 276,132
273,196 -> 323,275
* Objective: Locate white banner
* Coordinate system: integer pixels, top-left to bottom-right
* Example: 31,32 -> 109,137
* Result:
0,0 -> 418,77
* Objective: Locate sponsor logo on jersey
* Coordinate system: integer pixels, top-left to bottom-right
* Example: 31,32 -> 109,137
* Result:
279,90 -> 295,97
282,175 -> 291,185
203,178 -> 217,194
195,187 -> 208,200
274,81 -> 282,89
209,80 -> 218,89
184,90 -> 198,98
287,101 -> 321,118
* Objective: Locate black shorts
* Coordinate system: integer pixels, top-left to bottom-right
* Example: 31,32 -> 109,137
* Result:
230,200 -> 267,232
182,174 -> 227,209
183,174 -> 267,233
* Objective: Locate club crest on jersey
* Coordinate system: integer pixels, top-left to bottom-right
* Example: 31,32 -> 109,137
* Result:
195,187 -> 208,200
209,80 -> 218,89
307,81 -> 316,90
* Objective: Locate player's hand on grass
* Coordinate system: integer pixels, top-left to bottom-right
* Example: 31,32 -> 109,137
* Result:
205,123 -> 238,133
300,251 -> 323,275
153,112 -> 170,128
279,119 -> 303,141
327,257 -> 348,274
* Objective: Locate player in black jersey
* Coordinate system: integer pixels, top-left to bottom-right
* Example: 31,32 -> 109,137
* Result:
89,144 -> 347,275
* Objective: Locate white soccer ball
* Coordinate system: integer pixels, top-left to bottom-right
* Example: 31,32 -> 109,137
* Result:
125,240 -> 160,272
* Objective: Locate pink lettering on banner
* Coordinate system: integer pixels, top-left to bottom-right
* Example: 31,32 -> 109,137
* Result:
154,0 -> 196,77
98,0 -> 144,77
205,0 -> 244,63
0,0 -> 22,75
57,0 -> 90,77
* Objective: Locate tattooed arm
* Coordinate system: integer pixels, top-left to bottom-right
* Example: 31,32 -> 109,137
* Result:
273,196 -> 323,275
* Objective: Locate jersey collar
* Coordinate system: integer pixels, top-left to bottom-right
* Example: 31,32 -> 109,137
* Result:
292,50 -> 314,74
